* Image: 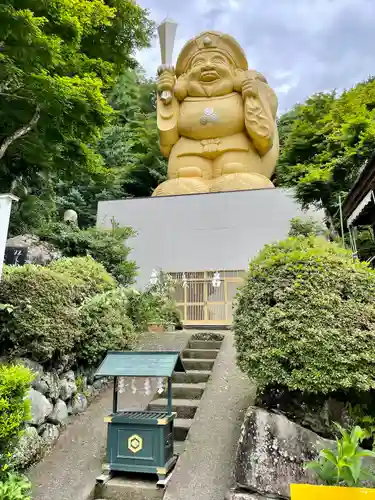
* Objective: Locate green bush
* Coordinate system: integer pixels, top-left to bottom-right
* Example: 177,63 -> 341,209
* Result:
125,272 -> 182,332
0,472 -> 31,500
0,365 -> 33,477
0,265 -> 83,364
234,235 -> 375,394
78,288 -> 136,367
49,256 -> 116,296
37,222 -> 137,285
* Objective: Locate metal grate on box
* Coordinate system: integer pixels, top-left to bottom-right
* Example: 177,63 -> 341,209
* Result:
116,411 -> 169,419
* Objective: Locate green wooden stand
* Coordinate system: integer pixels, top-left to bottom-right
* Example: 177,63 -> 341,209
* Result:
94,351 -> 185,482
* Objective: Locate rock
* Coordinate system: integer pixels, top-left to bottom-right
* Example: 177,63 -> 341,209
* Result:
93,379 -> 103,391
66,401 -> 73,415
54,355 -> 75,374
71,393 -> 88,415
13,426 -> 44,468
47,399 -> 68,425
235,407 -> 330,499
6,234 -> 62,266
33,379 -> 49,395
59,378 -> 77,401
40,423 -> 60,448
86,385 -> 94,398
63,370 -> 75,382
17,358 -> 47,394
225,491 -> 274,500
41,372 -> 60,401
27,388 -> 53,426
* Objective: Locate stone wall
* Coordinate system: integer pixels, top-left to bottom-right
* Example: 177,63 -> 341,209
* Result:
14,358 -> 110,469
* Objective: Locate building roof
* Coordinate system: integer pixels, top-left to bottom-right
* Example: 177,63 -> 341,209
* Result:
342,150 -> 375,227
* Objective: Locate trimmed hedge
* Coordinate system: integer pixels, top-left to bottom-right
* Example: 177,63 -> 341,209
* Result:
49,256 -> 116,296
0,364 -> 33,476
78,288 -> 135,367
234,236 -> 375,394
0,265 -> 83,364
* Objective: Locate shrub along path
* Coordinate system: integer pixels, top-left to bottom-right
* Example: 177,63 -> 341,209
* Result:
27,331 -> 190,500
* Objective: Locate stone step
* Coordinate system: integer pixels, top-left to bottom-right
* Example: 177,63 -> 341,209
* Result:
191,332 -> 224,342
162,382 -> 205,400
173,418 -> 192,441
172,370 -> 211,384
95,476 -> 163,500
148,398 -> 199,419
182,348 -> 219,360
188,340 -> 222,350
174,439 -> 186,455
96,443 -> 187,499
181,358 -> 215,371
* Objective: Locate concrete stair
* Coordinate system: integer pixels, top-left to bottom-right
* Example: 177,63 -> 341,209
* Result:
95,332 -> 224,499
182,348 -> 219,359
172,370 -> 211,384
180,358 -> 215,371
173,419 -> 192,441
188,340 -> 222,350
161,382 -> 206,400
148,398 -> 199,419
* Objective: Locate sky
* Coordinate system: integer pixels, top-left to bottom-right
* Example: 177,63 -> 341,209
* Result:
136,0 -> 375,114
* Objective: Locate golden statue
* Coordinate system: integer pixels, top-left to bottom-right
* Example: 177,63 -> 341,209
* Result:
152,30 -> 279,197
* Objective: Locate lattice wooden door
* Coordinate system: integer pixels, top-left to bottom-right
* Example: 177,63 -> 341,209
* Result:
169,271 -> 245,326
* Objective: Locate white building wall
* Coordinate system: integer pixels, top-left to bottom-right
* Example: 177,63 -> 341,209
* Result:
97,188 -> 321,288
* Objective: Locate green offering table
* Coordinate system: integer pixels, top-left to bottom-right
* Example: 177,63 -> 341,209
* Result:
94,351 -> 186,482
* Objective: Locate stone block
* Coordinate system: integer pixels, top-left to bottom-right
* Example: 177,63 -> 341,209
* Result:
235,407 -> 329,498
48,399 -> 68,425
28,388 -> 53,426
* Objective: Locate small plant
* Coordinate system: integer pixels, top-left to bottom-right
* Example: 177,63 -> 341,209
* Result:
75,375 -> 90,399
306,424 -> 375,486
0,472 -> 32,500
348,404 -> 375,450
0,364 -> 33,476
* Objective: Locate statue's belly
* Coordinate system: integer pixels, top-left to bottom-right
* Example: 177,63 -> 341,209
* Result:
178,93 -> 244,140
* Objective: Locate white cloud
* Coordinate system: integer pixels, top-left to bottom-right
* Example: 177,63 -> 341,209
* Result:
136,0 -> 375,111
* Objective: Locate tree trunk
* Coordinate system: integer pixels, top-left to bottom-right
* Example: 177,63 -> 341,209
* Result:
0,106 -> 40,160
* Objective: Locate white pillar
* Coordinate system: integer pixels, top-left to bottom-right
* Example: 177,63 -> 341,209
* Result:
0,194 -> 19,281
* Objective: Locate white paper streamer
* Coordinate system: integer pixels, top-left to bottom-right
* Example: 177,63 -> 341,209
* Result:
144,378 -> 151,396
131,377 -> 137,395
118,377 -> 125,394
157,377 -> 165,394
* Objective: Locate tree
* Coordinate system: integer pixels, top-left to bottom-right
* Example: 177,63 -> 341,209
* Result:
276,79 -> 375,217
97,69 -> 167,198
55,69 -> 167,227
0,0 -> 154,234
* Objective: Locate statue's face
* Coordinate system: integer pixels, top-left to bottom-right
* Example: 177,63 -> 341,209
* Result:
185,50 -> 235,97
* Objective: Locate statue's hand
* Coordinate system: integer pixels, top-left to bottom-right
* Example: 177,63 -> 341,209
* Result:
157,65 -> 175,105
241,77 -> 260,100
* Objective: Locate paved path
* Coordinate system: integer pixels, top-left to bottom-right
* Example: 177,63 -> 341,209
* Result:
164,331 -> 256,500
28,332 -> 190,500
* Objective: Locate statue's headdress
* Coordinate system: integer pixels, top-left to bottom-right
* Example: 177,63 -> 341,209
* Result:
176,31 -> 248,77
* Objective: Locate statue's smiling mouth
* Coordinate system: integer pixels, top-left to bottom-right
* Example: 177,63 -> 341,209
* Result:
200,70 -> 219,82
